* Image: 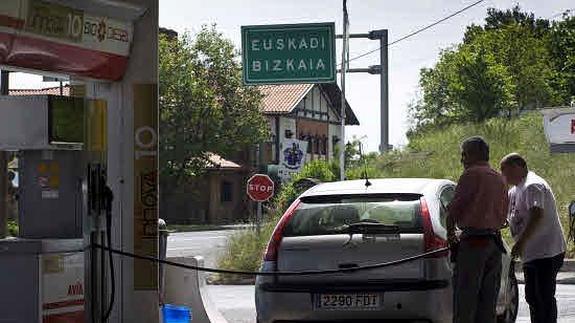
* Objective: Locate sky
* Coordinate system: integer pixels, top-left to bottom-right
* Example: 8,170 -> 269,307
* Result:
12,0 -> 575,152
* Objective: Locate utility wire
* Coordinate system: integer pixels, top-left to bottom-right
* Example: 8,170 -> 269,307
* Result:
340,0 -> 486,66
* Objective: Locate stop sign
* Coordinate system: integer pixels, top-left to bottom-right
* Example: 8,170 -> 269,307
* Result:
247,174 -> 275,202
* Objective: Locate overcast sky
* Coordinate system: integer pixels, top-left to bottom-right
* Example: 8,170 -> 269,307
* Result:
12,0 -> 574,152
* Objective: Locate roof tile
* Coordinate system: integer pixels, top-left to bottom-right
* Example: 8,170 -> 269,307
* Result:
9,85 -> 70,96
258,83 -> 313,114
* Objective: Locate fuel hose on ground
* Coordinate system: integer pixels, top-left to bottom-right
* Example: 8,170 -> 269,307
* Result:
92,244 -> 450,276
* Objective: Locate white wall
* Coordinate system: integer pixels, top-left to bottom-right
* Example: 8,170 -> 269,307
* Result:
329,123 -> 342,159
277,116 -> 296,164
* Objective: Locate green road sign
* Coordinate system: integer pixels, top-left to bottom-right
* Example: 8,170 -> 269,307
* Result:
242,23 -> 336,85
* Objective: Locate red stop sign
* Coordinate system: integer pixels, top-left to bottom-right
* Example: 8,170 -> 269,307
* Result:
247,174 -> 275,202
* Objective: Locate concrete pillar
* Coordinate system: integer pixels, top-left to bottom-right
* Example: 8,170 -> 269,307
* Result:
0,70 -> 9,239
0,153 -> 5,239
86,0 -> 159,321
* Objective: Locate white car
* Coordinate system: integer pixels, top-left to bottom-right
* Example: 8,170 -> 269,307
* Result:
255,178 -> 518,323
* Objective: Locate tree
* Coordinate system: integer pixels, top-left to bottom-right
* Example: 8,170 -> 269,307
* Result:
484,5 -> 550,36
410,6 -> 568,132
409,48 -> 461,130
449,46 -> 516,121
159,25 -> 269,183
548,13 -> 575,104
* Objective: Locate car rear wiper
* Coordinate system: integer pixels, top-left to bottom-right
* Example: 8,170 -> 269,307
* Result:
337,220 -> 400,247
342,220 -> 400,235
348,223 -> 400,235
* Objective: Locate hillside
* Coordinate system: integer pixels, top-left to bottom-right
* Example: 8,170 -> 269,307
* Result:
357,112 -> 575,254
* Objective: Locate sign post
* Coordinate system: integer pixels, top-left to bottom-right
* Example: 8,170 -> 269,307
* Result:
241,23 -> 336,85
247,174 -> 275,234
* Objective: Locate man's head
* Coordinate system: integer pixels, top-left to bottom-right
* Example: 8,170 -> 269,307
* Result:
460,136 -> 490,169
500,153 -> 528,186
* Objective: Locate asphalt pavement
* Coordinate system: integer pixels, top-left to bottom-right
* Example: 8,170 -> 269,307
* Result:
206,284 -> 575,323
166,230 -> 237,268
169,230 -> 575,323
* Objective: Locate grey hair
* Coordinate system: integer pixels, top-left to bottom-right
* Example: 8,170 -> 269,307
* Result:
462,136 -> 490,162
500,152 -> 527,169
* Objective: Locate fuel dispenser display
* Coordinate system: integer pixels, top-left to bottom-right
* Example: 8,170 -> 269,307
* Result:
0,95 -> 110,323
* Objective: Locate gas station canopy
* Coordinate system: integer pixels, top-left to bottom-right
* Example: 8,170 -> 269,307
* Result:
0,0 -> 144,80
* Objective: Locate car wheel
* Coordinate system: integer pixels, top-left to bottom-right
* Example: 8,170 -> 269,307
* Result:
498,264 -> 519,323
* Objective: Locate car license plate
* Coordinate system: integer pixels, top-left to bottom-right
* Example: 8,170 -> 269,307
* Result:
314,293 -> 381,310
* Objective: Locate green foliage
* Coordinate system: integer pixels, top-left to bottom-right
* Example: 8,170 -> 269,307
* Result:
450,45 -> 516,121
548,14 -> 575,104
214,226 -> 273,283
7,220 -> 18,237
410,6 -> 573,131
159,25 -> 269,183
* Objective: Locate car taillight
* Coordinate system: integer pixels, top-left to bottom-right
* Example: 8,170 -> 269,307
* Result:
263,199 -> 301,262
420,198 -> 448,258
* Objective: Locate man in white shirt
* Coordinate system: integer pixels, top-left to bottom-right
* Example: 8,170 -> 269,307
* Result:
500,153 -> 566,323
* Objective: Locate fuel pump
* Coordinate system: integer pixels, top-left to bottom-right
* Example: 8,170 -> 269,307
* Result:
0,94 -> 111,322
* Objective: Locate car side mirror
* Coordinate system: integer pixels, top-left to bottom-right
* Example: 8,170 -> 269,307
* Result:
569,201 -> 575,218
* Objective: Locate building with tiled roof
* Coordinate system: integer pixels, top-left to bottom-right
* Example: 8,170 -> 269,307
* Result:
256,83 -> 359,181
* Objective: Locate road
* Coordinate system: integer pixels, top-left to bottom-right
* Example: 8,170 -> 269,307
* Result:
166,230 -> 237,268
169,230 -> 575,323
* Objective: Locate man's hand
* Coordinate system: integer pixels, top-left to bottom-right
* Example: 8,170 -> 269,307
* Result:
511,240 -> 524,259
447,231 -> 459,247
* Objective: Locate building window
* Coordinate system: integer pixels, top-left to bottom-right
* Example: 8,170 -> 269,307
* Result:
221,181 -> 233,203
314,135 -> 321,155
321,136 -> 328,155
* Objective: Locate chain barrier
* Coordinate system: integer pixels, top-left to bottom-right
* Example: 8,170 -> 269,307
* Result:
93,244 -> 450,276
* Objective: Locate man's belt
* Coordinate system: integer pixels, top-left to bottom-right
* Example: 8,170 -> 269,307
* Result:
458,228 -> 507,254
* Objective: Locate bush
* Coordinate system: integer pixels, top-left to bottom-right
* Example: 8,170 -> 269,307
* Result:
7,220 -> 18,237
213,226 -> 273,283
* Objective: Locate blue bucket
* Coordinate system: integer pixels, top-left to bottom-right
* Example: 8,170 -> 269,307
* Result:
162,304 -> 192,323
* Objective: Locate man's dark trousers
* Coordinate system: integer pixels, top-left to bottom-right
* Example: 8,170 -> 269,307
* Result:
523,253 -> 564,323
453,237 -> 502,323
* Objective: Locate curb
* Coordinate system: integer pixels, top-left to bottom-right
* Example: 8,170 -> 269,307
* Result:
164,256 -> 229,323
514,259 -> 575,273
516,273 -> 575,285
562,259 -> 575,272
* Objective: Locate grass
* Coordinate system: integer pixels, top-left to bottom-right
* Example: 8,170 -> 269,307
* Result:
212,223 -> 275,283
215,112 -> 575,282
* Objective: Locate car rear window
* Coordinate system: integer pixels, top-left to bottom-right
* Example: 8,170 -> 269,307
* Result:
283,194 -> 423,237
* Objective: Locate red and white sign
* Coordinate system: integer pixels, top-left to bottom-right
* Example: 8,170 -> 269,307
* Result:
0,0 -> 134,80
41,252 -> 85,323
542,108 -> 575,142
247,174 -> 275,202
542,108 -> 575,153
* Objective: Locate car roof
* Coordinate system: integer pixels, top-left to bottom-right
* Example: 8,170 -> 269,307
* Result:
300,178 -> 455,198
